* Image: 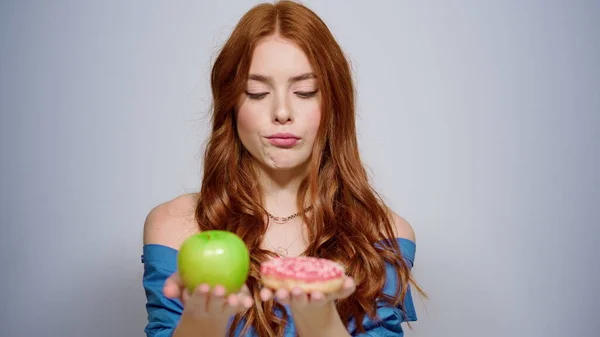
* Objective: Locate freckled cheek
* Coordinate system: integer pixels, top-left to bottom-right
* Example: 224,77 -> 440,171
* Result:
236,108 -> 261,137
306,105 -> 322,135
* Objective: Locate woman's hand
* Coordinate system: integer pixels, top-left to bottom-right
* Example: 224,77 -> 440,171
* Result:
259,276 -> 356,312
260,277 -> 357,337
164,272 -> 254,322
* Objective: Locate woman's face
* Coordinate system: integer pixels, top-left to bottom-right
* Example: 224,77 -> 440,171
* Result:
236,35 -> 321,174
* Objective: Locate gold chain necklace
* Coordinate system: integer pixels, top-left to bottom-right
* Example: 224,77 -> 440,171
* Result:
265,206 -> 312,256
266,205 -> 312,224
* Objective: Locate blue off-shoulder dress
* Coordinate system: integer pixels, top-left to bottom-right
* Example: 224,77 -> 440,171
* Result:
141,238 -> 418,337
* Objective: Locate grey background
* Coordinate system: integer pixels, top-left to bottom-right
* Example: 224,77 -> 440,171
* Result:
1,1 -> 598,336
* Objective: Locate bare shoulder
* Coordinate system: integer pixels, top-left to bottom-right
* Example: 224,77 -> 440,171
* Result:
143,193 -> 200,250
388,210 -> 416,243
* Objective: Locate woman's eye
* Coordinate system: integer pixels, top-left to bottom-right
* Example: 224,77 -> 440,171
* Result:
246,91 -> 269,100
295,90 -> 319,99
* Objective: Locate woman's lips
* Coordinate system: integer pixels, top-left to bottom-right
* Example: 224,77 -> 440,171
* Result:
266,133 -> 300,147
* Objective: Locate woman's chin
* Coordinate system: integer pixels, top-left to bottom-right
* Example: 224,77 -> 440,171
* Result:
261,158 -> 310,173
268,163 -> 303,171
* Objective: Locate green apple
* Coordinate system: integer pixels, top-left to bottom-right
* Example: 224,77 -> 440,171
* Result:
177,230 -> 250,294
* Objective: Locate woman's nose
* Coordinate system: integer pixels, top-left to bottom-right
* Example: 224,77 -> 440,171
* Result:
273,94 -> 293,124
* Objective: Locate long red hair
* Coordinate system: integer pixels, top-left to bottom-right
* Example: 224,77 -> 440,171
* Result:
195,1 -> 425,336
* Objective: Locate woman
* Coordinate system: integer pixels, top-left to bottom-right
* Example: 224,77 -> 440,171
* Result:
142,1 -> 425,336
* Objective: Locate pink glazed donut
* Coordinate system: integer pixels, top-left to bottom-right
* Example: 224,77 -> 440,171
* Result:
260,256 -> 346,293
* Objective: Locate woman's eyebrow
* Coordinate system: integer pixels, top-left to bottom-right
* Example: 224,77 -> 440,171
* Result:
247,72 -> 316,84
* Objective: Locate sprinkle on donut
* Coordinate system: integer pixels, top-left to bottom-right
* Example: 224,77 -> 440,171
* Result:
260,256 -> 344,283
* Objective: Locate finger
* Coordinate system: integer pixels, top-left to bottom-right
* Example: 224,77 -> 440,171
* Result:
291,287 -> 308,306
163,273 -> 183,299
192,283 -> 211,312
182,288 -> 192,305
334,277 -> 357,300
225,293 -> 253,315
275,288 -> 291,305
234,293 -> 254,311
241,294 -> 254,309
240,284 -> 251,296
226,293 -> 240,309
208,285 -> 227,313
309,290 -> 327,306
260,287 -> 274,302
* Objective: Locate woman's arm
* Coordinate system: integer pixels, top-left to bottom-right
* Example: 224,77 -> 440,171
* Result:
172,313 -> 227,337
294,213 -> 418,337
292,301 -> 351,337
260,277 -> 357,337
142,197 -> 252,337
